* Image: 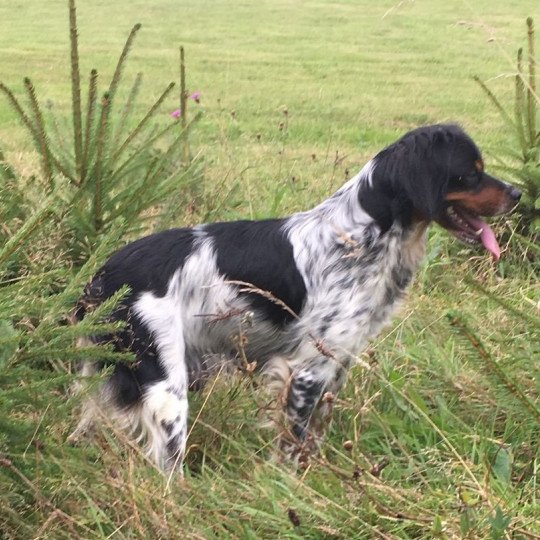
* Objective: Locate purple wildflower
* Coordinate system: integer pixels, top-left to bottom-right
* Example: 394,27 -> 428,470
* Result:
190,91 -> 201,103
170,109 -> 182,118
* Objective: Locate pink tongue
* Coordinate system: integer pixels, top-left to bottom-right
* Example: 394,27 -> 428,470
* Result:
464,215 -> 501,261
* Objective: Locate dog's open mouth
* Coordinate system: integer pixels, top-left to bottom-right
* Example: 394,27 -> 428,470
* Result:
438,204 -> 501,260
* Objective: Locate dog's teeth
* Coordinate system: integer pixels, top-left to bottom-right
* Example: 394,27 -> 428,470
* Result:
475,228 -> 483,236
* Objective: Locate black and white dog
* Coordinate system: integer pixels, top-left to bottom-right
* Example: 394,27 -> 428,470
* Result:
70,124 -> 520,473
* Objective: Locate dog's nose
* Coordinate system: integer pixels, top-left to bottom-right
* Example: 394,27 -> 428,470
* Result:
508,187 -> 522,201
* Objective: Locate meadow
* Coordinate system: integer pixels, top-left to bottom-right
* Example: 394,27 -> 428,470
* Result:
0,1 -> 539,538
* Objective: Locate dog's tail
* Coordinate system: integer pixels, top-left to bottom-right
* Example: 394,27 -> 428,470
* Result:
68,273 -> 115,440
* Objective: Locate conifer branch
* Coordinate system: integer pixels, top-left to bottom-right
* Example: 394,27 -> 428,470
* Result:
515,48 -> 527,154
68,0 -> 83,180
94,93 -> 111,231
447,312 -> 540,423
526,17 -> 537,146
24,78 -> 53,187
111,72 -> 143,153
111,81 -> 175,161
107,23 -> 141,104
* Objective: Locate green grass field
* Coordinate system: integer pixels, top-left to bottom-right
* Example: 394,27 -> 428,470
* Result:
1,1 -> 539,539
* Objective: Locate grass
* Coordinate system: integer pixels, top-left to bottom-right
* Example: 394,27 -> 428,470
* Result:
1,1 -> 539,539
0,1 -> 533,150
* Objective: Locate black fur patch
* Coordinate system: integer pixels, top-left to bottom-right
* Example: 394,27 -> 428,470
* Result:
107,306 -> 166,408
98,228 -> 195,298
205,219 -> 307,326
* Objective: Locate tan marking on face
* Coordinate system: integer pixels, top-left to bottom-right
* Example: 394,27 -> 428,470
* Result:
446,186 -> 512,216
475,159 -> 484,172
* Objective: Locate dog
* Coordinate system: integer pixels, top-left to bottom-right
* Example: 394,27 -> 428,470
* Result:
69,123 -> 520,473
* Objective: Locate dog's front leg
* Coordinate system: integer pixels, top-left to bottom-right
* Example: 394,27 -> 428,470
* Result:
280,356 -> 346,465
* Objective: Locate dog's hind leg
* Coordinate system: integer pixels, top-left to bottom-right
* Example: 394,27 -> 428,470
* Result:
139,380 -> 188,473
134,291 -> 190,474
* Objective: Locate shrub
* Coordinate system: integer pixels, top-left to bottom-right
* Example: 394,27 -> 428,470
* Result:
0,0 -> 204,499
475,17 -> 540,233
0,0 -> 203,265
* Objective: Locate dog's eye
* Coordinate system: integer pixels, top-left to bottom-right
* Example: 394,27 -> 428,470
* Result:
452,175 -> 467,185
452,172 -> 479,188
449,173 -> 478,191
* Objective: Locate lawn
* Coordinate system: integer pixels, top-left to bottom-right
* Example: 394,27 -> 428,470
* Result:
0,1 -> 539,539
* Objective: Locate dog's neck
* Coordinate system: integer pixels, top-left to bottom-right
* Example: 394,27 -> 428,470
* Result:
286,164 -> 430,282
354,158 -> 418,233
309,161 -> 379,233
313,160 -> 429,247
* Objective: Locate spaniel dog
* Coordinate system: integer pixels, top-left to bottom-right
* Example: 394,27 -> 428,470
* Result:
69,124 -> 520,473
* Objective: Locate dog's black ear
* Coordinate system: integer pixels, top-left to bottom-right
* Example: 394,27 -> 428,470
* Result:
401,133 -> 450,220
377,127 -> 451,221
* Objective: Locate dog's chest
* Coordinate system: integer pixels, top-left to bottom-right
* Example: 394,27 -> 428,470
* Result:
295,226 -> 425,353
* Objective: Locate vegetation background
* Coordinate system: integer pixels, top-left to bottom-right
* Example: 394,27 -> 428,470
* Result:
0,1 -> 538,538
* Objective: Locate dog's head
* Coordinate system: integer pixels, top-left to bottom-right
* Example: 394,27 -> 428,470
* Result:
359,124 -> 521,259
